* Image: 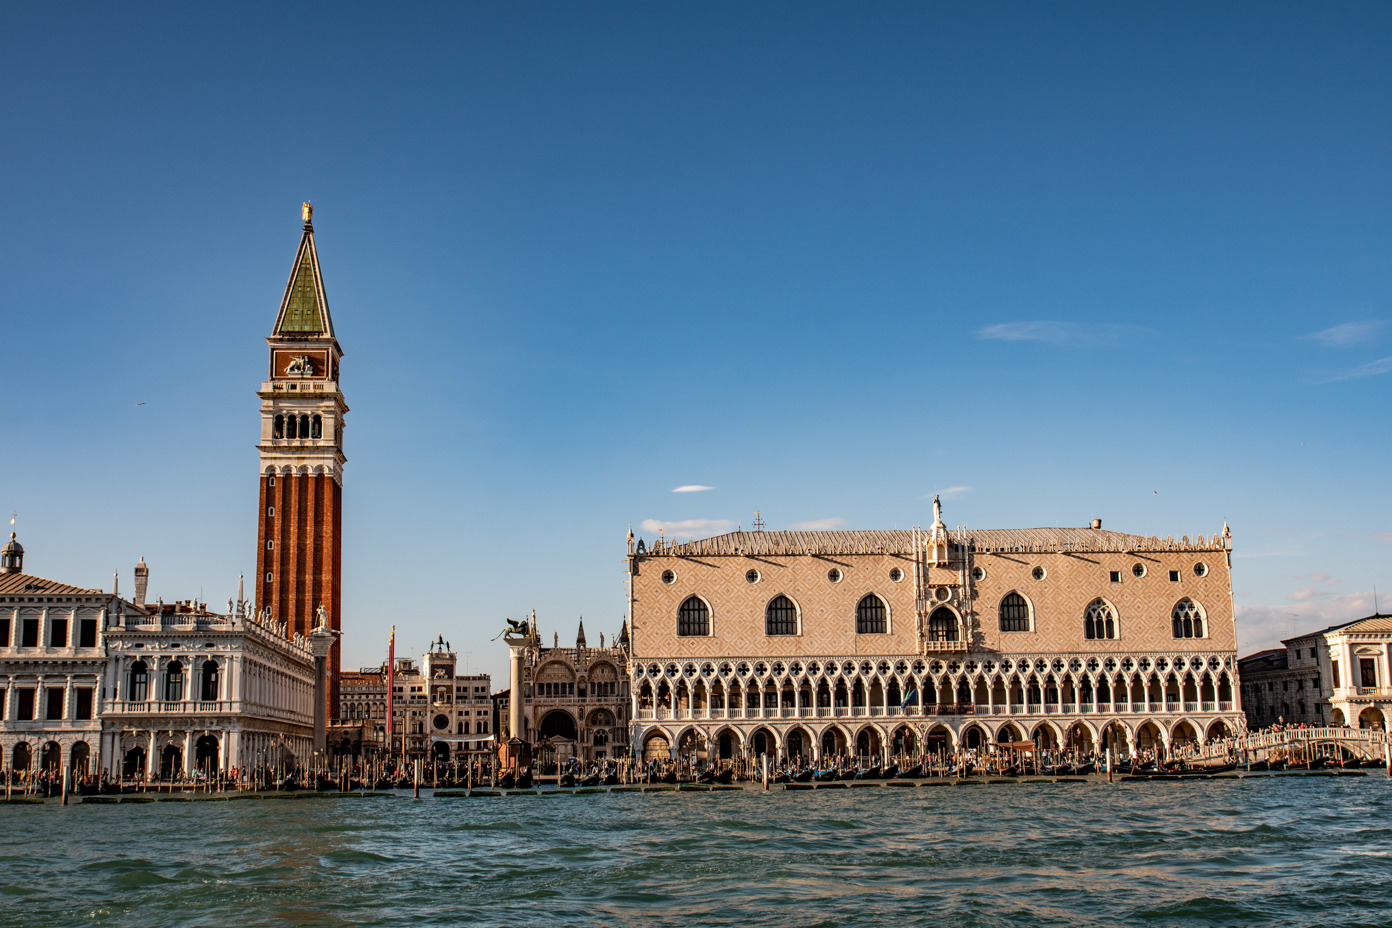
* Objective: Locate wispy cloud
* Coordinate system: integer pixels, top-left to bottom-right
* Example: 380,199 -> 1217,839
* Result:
1372,533 -> 1392,543
1320,355 -> 1392,383
1303,321 -> 1385,348
920,486 -> 974,501
975,321 -> 1148,348
788,518 -> 847,531
1237,590 -> 1375,656
671,485 -> 714,493
640,518 -> 735,539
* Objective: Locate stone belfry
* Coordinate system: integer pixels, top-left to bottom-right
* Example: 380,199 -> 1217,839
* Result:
255,202 -> 346,714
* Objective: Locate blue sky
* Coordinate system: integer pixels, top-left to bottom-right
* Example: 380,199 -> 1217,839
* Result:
3,3 -> 1389,679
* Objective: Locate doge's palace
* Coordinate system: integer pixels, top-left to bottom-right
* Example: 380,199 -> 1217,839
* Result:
627,499 -> 1241,764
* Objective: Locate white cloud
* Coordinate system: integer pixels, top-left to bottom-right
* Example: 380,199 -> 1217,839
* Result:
671,485 -> 714,493
1321,355 -> 1392,382
639,518 -> 735,539
1302,321 -> 1385,347
924,486 -> 973,500
1372,533 -> 1392,543
787,518 -> 847,531
975,321 -> 1148,348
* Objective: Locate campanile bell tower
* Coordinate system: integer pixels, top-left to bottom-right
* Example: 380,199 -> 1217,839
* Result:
255,202 -> 346,713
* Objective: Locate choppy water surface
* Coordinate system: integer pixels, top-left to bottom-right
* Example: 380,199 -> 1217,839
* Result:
3,777 -> 1391,927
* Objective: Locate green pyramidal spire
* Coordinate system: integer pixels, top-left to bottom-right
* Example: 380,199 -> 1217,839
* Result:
273,204 -> 335,337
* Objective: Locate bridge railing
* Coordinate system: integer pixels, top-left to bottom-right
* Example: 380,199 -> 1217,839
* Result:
1197,726 -> 1388,759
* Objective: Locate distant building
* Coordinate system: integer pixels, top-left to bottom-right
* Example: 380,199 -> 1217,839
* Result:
101,593 -> 315,779
344,638 -> 492,767
0,532 -> 109,779
1240,614 -> 1392,731
626,501 -> 1242,763
0,536 -> 315,780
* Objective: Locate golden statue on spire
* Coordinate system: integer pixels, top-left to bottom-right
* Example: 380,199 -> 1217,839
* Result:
302,201 -> 313,223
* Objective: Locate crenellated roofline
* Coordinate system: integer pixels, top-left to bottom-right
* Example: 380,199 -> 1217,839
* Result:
633,527 -> 1232,559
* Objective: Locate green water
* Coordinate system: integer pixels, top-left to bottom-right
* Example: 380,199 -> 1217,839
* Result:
2,777 -> 1390,927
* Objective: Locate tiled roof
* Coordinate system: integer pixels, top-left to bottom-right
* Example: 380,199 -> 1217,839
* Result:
1335,614 -> 1392,635
644,526 -> 1227,558
0,571 -> 105,597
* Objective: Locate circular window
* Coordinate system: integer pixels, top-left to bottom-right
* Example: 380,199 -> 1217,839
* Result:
827,568 -> 843,583
1194,562 -> 1209,577
889,567 -> 904,582
433,714 -> 449,730
930,660 -> 944,674
935,587 -> 951,602
859,661 -> 873,675
1031,566 -> 1046,581
719,662 -> 732,676
701,662 -> 714,676
745,568 -> 761,583
1132,563 -> 1146,578
981,660 -> 995,673
841,661 -> 855,675
877,660 -> 891,675
736,662 -> 750,676
1137,657 -> 1151,672
665,663 -> 679,677
789,661 -> 802,675
771,661 -> 785,676
807,661 -> 821,675
646,663 -> 660,677
660,569 -> 676,584
1086,658 -> 1099,672
683,662 -> 697,677
1119,657 -> 1134,672
947,661 -> 961,674
754,662 -> 768,676
972,566 -> 986,582
998,659 -> 1012,673
1104,657 -> 1117,672
1034,659 -> 1048,673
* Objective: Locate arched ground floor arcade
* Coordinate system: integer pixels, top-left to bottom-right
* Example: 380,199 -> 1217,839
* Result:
634,712 -> 1244,765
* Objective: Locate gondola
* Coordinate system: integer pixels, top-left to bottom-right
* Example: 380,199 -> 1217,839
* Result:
794,769 -> 814,783
696,769 -> 716,784
1267,758 -> 1287,771
579,772 -> 602,787
895,763 -> 924,779
877,765 -> 899,779
1072,762 -> 1096,775
854,765 -> 881,780
1361,757 -> 1386,769
660,771 -> 677,784
773,773 -> 791,784
1244,759 -> 1269,772
603,773 -> 620,785
497,772 -> 516,789
559,773 -> 576,787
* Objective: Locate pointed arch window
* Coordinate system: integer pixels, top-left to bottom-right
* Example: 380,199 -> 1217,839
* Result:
677,596 -> 710,637
765,596 -> 799,636
1171,598 -> 1205,639
1084,599 -> 1117,640
999,592 -> 1030,632
855,594 -> 887,634
927,607 -> 958,642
